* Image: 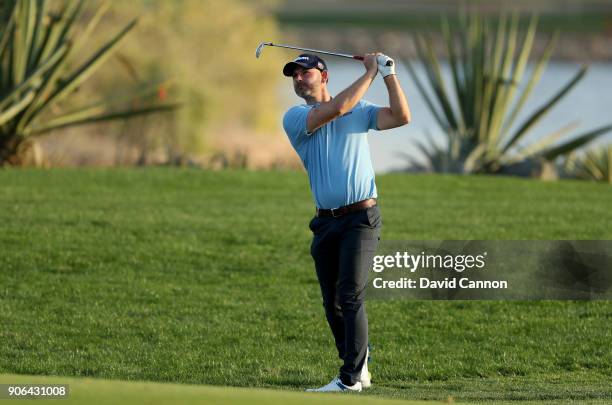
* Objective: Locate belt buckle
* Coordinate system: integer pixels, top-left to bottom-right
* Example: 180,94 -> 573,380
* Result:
330,207 -> 342,218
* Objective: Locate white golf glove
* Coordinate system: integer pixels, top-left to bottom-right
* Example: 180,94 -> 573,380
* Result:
377,54 -> 395,78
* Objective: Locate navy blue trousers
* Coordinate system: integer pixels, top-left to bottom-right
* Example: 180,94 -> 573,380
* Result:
309,204 -> 382,386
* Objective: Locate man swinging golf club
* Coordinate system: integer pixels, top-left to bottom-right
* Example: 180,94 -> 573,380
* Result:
282,51 -> 411,392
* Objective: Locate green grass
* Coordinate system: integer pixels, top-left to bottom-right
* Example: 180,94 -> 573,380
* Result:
0,374 -> 438,405
1,169 -> 611,404
2,374 -> 611,405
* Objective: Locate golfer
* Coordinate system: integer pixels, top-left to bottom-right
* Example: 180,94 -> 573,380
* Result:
282,52 -> 411,392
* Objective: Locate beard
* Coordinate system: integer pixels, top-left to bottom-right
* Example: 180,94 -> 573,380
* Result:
295,84 -> 313,98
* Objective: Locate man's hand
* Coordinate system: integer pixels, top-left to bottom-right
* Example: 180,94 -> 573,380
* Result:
362,53 -> 379,79
377,54 -> 395,78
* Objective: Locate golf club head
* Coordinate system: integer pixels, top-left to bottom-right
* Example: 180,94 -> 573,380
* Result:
255,42 -> 272,59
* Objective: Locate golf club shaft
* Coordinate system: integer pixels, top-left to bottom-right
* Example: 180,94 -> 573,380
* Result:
269,43 -> 364,61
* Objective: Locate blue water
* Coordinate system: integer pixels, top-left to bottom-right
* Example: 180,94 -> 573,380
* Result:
279,59 -> 612,173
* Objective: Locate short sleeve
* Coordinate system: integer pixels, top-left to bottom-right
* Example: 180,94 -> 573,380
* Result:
360,100 -> 381,131
283,105 -> 312,148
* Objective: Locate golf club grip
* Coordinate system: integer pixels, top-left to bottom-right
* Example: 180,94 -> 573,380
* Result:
353,55 -> 393,66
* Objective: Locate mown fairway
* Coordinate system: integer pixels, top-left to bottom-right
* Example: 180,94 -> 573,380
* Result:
1,169 -> 611,403
0,373 -> 437,405
3,373 -> 612,405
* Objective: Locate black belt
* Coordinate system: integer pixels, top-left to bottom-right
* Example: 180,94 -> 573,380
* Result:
316,198 -> 377,218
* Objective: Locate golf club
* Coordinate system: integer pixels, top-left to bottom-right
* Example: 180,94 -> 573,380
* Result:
255,42 -> 393,66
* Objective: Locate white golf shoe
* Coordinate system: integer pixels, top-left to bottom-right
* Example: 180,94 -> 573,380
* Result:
305,376 -> 362,393
360,346 -> 372,389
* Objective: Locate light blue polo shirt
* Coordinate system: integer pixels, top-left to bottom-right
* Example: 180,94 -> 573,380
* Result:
283,99 -> 381,209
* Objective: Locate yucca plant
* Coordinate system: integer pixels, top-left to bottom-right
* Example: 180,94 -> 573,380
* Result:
0,0 -> 177,165
568,145 -> 612,184
401,13 -> 612,175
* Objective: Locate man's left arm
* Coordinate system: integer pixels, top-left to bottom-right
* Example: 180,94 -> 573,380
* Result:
376,55 -> 411,130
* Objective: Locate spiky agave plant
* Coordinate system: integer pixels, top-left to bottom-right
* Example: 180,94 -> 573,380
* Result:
569,145 -> 612,184
401,13 -> 612,175
0,0 -> 177,165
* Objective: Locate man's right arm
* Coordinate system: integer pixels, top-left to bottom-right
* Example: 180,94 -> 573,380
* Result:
306,54 -> 379,134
